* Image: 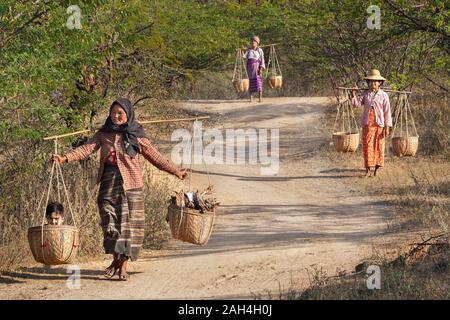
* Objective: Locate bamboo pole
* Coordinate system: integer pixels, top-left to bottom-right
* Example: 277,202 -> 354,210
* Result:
43,116 -> 211,140
17,107 -> 56,111
43,129 -> 91,141
139,116 -> 210,124
337,86 -> 412,94
237,43 -> 278,50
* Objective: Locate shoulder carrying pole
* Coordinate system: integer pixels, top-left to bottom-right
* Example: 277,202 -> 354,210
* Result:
42,116 -> 211,141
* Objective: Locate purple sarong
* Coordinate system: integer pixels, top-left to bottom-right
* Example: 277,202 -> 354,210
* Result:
246,58 -> 262,93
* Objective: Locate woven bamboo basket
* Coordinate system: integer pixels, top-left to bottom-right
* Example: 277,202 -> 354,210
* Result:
332,131 -> 359,152
267,76 -> 282,89
391,136 -> 419,157
275,76 -> 282,88
167,204 -> 215,245
28,225 -> 80,265
232,79 -> 249,93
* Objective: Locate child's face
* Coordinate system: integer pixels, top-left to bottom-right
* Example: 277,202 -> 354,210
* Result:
47,212 -> 64,225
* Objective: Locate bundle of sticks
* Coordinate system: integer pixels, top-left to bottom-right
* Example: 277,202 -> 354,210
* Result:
170,185 -> 219,213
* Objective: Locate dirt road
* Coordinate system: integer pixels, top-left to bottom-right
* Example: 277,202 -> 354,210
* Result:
0,97 -> 395,299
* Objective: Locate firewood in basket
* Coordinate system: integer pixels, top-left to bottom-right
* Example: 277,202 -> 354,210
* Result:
171,186 -> 219,211
194,191 -> 203,211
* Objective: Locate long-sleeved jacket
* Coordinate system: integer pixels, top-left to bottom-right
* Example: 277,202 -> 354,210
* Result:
65,130 -> 180,191
351,89 -> 392,127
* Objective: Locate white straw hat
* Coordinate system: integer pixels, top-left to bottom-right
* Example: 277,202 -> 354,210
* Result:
364,69 -> 386,81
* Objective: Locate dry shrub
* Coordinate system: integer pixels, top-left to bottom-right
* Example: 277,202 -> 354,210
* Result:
295,260 -> 450,300
409,93 -> 449,158
0,215 -> 30,272
393,164 -> 450,233
294,232 -> 450,300
172,71 -> 238,100
141,161 -> 183,249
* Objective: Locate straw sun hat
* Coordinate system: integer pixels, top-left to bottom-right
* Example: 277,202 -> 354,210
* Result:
364,69 -> 386,81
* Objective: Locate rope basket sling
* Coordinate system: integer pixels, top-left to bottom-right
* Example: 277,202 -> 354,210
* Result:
232,49 -> 249,93
265,44 -> 282,89
390,93 -> 419,157
28,140 -> 79,265
166,119 -> 216,246
332,89 -> 360,152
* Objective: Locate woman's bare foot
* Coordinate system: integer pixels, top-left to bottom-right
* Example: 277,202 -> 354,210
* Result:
118,257 -> 130,281
364,168 -> 371,178
104,256 -> 119,278
374,165 -> 381,176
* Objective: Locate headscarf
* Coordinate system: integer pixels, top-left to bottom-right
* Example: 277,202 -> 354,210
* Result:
101,97 -> 148,158
251,36 -> 260,45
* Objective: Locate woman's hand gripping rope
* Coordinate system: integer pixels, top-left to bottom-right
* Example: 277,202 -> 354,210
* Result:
51,154 -> 68,164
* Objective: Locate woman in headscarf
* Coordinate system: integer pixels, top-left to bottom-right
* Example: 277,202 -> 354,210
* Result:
351,69 -> 392,177
52,97 -> 187,280
242,35 -> 266,102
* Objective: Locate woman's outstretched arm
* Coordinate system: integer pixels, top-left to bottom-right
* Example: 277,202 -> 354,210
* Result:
138,137 -> 186,179
53,131 -> 102,163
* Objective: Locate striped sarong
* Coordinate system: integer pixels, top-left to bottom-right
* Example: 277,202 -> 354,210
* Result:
97,165 -> 145,261
362,108 -> 385,168
246,58 -> 262,93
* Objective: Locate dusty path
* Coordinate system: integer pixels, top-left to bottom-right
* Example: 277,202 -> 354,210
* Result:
0,97 -> 395,299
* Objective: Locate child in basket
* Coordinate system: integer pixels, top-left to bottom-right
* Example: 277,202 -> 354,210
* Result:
45,202 -> 65,226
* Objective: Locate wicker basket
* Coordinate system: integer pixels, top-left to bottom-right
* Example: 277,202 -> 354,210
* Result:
391,136 -> 419,157
275,76 -> 282,88
267,76 -> 282,89
167,204 -> 215,245
27,225 -> 80,265
332,131 -> 359,152
232,79 -> 249,93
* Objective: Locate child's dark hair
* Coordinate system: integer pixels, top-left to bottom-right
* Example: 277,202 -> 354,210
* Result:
46,202 -> 64,217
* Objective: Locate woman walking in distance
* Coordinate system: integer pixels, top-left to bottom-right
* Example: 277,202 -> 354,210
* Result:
352,69 -> 392,177
242,35 -> 266,102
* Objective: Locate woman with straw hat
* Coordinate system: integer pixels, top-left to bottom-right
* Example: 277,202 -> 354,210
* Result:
241,35 -> 266,102
51,97 -> 187,280
351,69 -> 392,177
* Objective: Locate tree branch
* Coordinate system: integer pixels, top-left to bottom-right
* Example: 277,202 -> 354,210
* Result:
424,75 -> 449,92
0,2 -> 53,48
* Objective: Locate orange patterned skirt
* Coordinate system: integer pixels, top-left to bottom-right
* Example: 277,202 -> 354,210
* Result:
362,108 -> 385,168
